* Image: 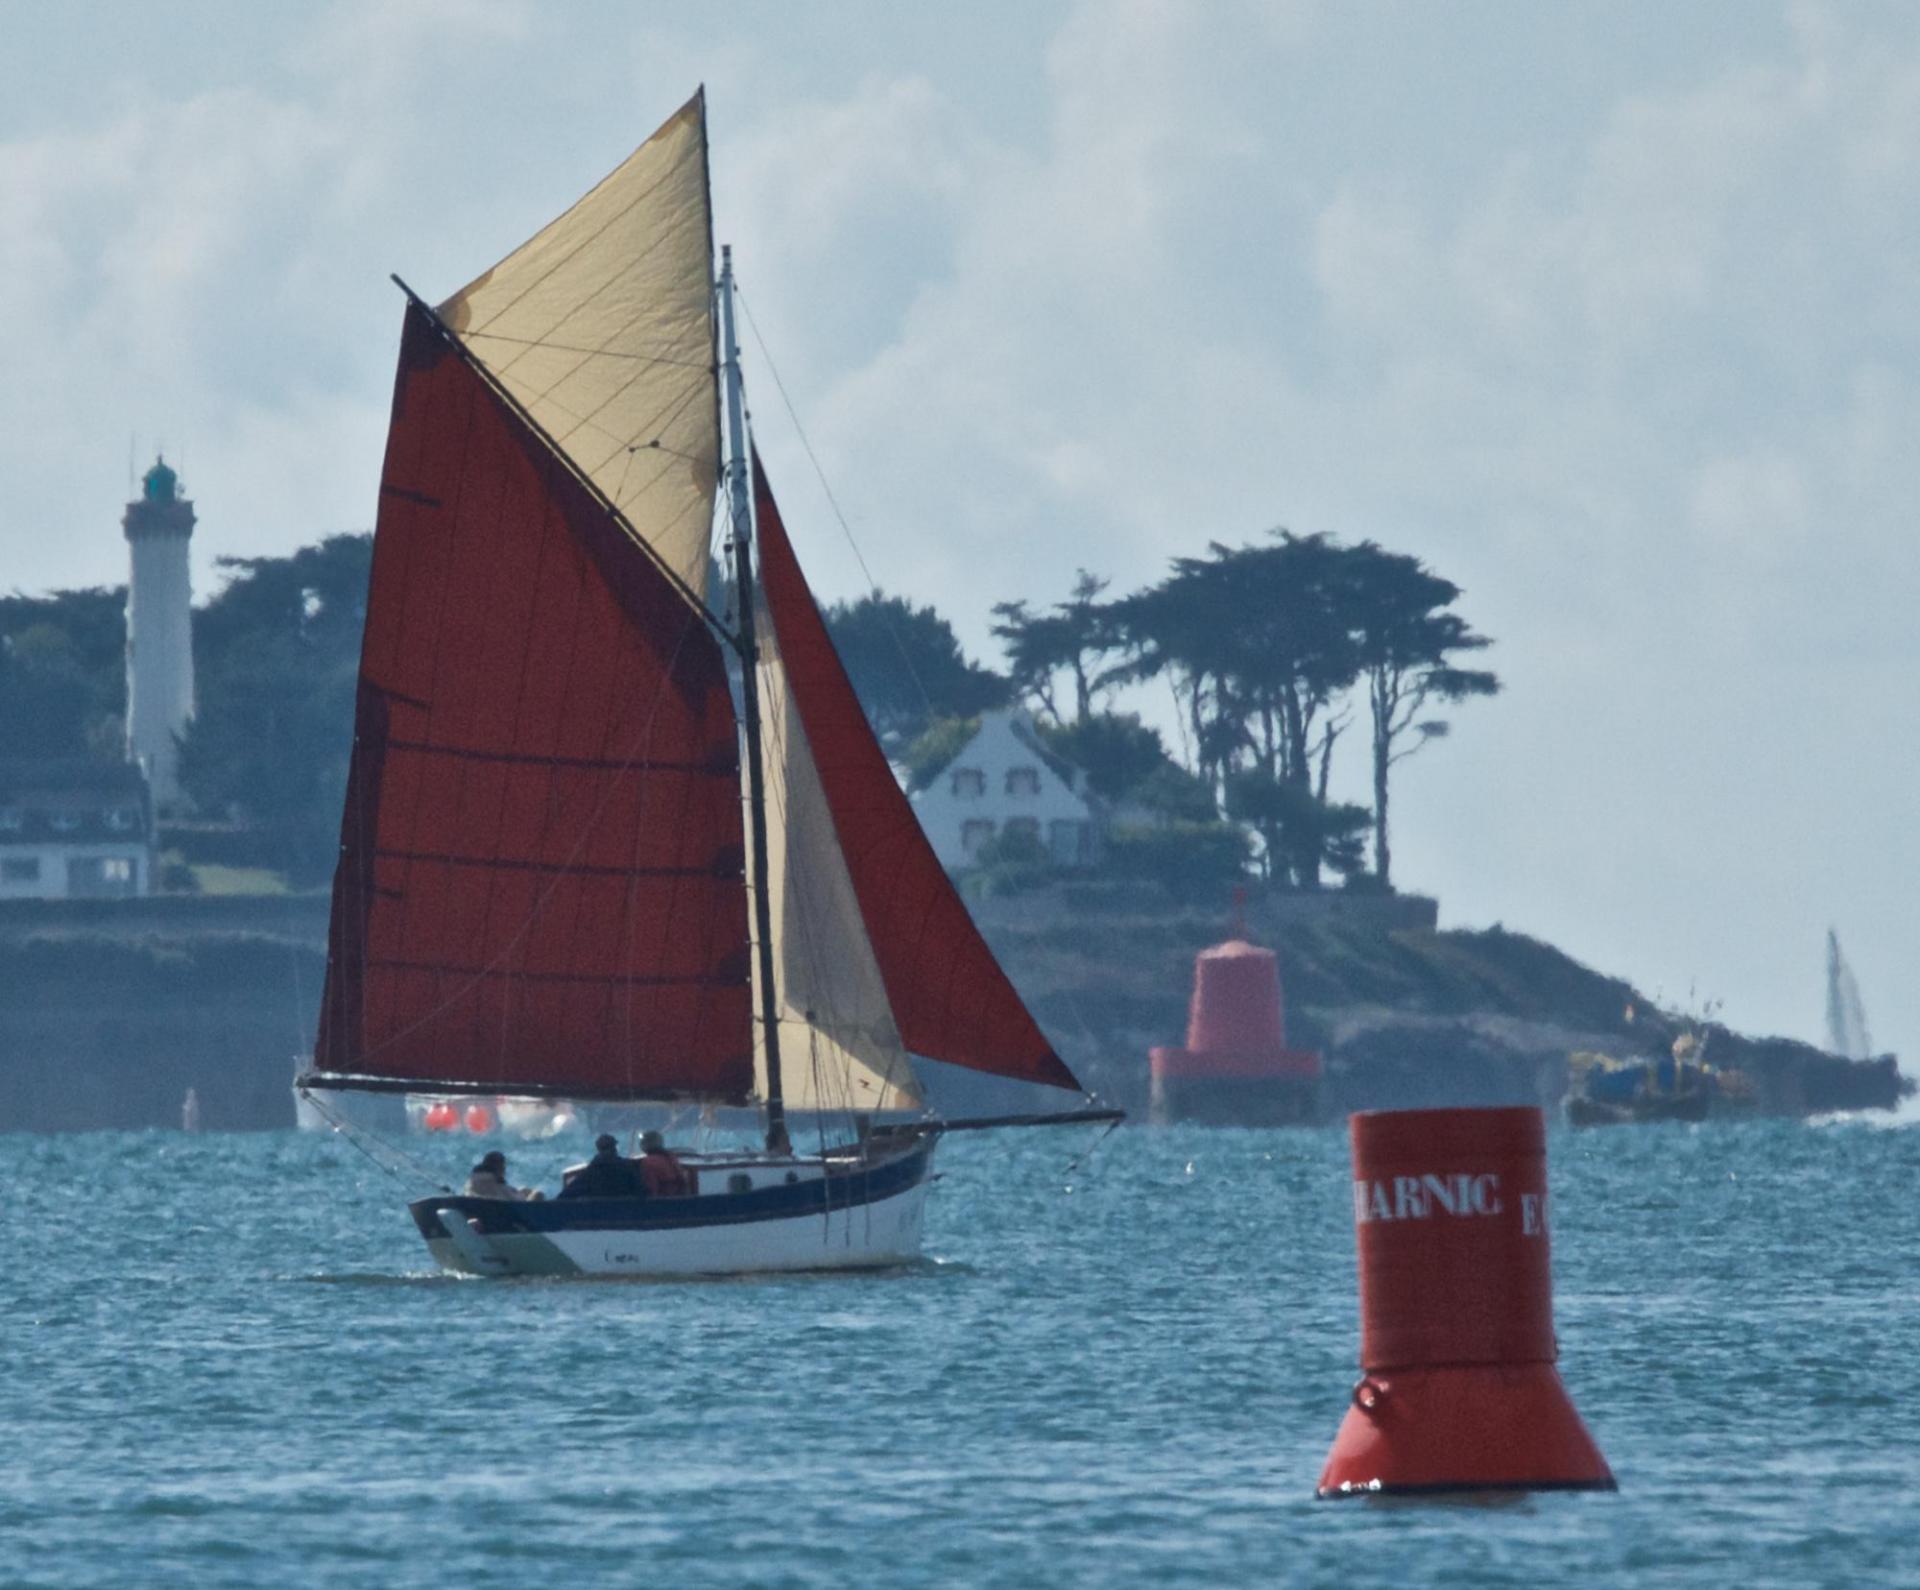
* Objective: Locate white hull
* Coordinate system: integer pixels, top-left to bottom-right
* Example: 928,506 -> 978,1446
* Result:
413,1137 -> 936,1278
425,1175 -> 929,1278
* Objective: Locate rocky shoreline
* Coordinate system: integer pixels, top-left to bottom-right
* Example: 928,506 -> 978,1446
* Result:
0,887 -> 1906,1130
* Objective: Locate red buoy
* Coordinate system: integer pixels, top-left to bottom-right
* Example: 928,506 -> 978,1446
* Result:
1317,1106 -> 1615,1498
465,1104 -> 495,1134
422,1101 -> 458,1132
1149,939 -> 1320,1125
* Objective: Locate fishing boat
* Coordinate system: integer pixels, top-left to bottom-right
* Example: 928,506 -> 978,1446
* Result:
1564,1041 -> 1718,1127
295,91 -> 1118,1277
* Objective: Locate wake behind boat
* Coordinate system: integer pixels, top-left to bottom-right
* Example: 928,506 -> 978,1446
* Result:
295,91 -> 1117,1276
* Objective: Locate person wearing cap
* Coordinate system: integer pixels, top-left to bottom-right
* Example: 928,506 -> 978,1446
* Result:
638,1129 -> 695,1197
464,1149 -> 541,1200
557,1133 -> 646,1198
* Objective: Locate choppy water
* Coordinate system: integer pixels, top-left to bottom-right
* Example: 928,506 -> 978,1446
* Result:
3,1114 -> 1916,1588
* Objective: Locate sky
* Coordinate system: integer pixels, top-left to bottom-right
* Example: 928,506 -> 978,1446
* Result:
4,1 -> 1917,1074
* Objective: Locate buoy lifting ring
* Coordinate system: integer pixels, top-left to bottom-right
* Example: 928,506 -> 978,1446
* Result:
1352,1376 -> 1387,1414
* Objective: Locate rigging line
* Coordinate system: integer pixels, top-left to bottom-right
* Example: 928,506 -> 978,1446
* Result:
1063,1115 -> 1122,1181
733,282 -> 941,725
535,363 -> 714,479
299,1086 -> 452,1193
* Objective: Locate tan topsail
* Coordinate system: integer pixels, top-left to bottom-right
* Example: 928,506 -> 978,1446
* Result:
437,91 -> 718,600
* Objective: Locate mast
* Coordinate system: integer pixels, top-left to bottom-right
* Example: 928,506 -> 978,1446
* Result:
719,245 -> 791,1155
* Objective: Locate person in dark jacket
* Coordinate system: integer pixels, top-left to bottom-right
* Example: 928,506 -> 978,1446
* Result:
557,1133 -> 646,1198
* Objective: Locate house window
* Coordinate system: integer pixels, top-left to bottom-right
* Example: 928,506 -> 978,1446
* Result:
49,812 -> 82,833
1,857 -> 40,883
66,855 -> 139,898
1005,766 -> 1040,797
0,810 -> 22,833
961,819 -> 995,857
951,768 -> 985,798
1002,817 -> 1041,845
105,808 -> 139,833
1049,819 -> 1088,865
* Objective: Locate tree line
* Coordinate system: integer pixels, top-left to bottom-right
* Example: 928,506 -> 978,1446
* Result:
836,532 -> 1497,892
0,535 -> 370,884
0,523 -> 1493,894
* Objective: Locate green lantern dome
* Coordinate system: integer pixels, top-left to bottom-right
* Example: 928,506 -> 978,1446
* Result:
142,457 -> 179,503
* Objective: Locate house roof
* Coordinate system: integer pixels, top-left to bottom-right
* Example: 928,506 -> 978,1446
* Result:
0,758 -> 151,802
1001,710 -> 1084,791
923,707 -> 1087,794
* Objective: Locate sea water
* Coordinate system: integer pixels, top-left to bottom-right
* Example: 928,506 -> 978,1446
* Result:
2,1115 -> 1915,1589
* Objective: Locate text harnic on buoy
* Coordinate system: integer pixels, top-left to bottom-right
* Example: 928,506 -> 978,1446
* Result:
1352,1173 -> 1548,1234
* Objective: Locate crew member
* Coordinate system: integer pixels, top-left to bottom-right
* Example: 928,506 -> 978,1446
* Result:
558,1133 -> 646,1198
638,1129 -> 696,1196
464,1149 -> 541,1200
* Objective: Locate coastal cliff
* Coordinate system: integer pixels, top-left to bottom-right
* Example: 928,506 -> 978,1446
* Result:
964,884 -> 1909,1122
0,887 -> 1904,1130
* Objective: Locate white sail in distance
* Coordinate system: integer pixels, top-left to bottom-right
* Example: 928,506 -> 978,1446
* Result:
1825,929 -> 1873,1060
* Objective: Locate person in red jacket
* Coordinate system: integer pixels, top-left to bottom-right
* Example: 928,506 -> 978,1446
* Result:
638,1130 -> 695,1196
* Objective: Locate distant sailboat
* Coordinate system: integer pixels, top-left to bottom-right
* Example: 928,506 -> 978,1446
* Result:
295,91 -> 1118,1277
1825,928 -> 1873,1061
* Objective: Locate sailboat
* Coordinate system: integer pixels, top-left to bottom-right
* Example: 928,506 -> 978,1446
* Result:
294,91 -> 1118,1277
1825,928 -> 1873,1061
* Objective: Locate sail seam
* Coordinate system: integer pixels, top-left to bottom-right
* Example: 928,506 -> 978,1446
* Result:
455,173 -> 692,351
364,960 -> 742,987
368,851 -> 736,880
514,363 -> 709,479
458,332 -> 709,370
383,740 -> 732,774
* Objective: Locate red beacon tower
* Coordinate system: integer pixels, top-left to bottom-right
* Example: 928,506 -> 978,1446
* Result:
1149,929 -> 1321,1125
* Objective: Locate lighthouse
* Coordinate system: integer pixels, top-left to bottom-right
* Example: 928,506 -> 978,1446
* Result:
123,456 -> 196,808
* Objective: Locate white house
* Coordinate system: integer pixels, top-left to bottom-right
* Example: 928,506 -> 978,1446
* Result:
0,760 -> 154,900
910,708 -> 1098,870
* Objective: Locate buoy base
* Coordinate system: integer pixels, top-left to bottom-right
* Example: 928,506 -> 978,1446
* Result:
1316,1363 -> 1615,1499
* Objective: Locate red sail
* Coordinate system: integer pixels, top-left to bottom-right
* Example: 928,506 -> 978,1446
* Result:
752,457 -> 1082,1092
313,304 -> 752,1100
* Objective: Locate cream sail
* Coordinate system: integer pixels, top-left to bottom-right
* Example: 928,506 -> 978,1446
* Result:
436,92 -> 719,601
